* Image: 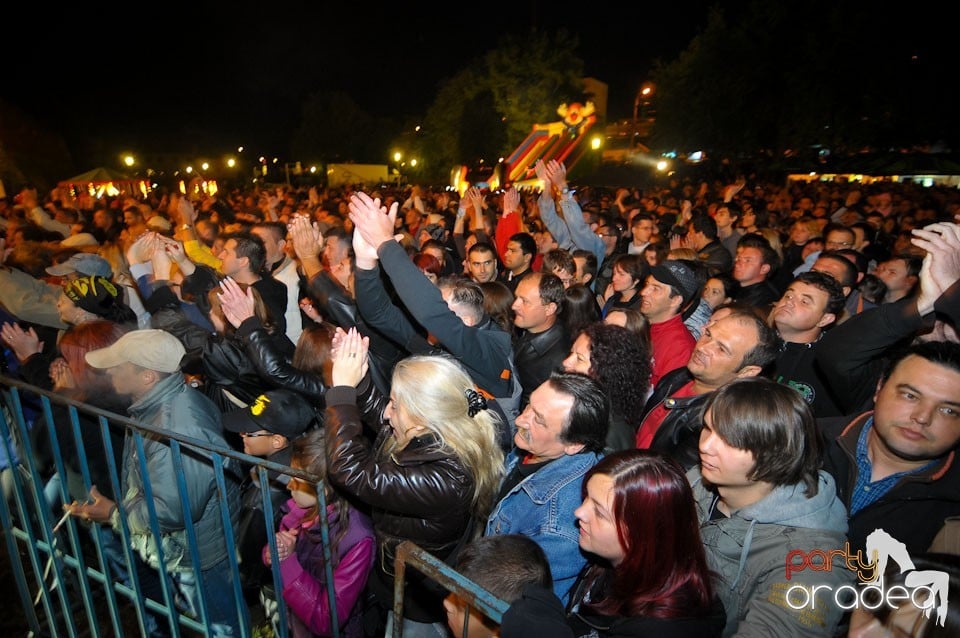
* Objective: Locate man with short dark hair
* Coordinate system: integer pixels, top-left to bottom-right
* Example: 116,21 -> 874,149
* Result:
639,259 -> 699,387
770,270 -> 846,417
820,341 -> 960,555
512,271 -> 570,409
687,213 -> 733,276
216,231 -> 289,336
732,235 -> 781,312
252,221 -> 303,344
502,232 -> 537,293
466,241 -> 501,284
486,371 -> 608,604
443,535 -> 553,638
874,253 -> 921,304
714,201 -> 743,259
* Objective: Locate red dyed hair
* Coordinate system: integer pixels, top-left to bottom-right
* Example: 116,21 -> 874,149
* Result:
412,252 -> 442,277
56,320 -> 131,400
580,449 -> 714,619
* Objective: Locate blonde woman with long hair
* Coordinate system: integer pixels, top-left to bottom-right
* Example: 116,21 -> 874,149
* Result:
325,327 -> 505,637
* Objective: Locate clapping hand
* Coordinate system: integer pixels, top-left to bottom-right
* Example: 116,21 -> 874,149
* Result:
1,322 -> 43,363
288,214 -> 323,262
911,219 -> 960,314
348,191 -> 401,252
217,277 -> 256,328
330,327 -> 369,388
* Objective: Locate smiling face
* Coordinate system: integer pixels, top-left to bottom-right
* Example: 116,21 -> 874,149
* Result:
575,473 -> 625,565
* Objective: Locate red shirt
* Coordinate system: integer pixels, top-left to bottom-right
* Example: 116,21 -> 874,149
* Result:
648,314 -> 696,388
635,380 -> 697,449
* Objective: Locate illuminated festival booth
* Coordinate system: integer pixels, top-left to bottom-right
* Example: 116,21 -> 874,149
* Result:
58,167 -> 151,199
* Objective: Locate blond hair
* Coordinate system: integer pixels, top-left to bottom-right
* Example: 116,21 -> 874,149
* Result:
383,355 -> 505,519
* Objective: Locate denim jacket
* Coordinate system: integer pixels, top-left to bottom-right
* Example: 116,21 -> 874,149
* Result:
485,450 -> 603,604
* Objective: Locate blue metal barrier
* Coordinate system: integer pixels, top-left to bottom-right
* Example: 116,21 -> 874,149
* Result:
392,541 -> 510,638
2,374 -> 512,638
0,375 -> 338,638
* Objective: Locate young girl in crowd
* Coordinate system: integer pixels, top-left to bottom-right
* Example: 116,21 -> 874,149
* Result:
263,428 -> 375,638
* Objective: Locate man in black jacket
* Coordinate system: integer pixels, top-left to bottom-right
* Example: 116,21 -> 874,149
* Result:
819,341 -> 960,555
510,271 -> 570,410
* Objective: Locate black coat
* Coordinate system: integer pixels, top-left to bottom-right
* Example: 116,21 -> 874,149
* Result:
513,322 -> 570,409
640,367 -> 711,472
820,412 -> 960,554
324,385 -> 475,624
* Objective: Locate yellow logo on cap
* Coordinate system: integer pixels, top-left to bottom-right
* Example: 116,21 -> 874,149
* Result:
250,394 -> 271,416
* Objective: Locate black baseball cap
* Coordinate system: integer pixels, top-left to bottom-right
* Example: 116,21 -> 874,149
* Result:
222,389 -> 316,439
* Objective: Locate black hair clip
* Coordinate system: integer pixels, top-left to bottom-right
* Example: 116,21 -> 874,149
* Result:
464,388 -> 488,417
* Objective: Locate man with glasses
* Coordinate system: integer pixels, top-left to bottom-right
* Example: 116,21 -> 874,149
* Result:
223,389 -> 318,601
823,225 -> 857,251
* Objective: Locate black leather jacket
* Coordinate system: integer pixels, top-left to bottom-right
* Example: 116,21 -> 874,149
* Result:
150,305 -> 292,411
324,385 -> 474,622
641,367 -> 711,471
304,269 -> 403,397
513,321 -> 570,408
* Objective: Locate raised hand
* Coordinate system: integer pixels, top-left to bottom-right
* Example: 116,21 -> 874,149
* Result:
911,221 -> 960,314
288,214 -> 323,261
534,159 -> 552,192
217,277 -> 256,328
348,191 -> 400,251
544,160 -> 568,190
465,187 -> 485,216
177,196 -> 197,226
330,326 -> 369,388
503,186 -> 520,215
351,218 -> 380,270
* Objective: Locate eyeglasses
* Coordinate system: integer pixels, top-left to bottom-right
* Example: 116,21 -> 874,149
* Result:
825,240 -> 853,249
239,431 -> 274,438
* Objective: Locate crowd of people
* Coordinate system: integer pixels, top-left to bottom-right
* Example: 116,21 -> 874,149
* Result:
2,160 -> 960,637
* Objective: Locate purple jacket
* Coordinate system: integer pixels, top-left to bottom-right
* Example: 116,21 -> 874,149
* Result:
265,499 -> 375,637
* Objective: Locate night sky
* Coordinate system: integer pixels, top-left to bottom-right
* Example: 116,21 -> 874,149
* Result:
3,1 -> 723,166
3,1 -> 950,169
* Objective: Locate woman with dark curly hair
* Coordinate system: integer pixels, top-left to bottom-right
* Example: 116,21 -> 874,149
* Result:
562,322 -> 652,451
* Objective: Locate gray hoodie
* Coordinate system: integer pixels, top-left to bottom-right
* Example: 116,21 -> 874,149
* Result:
689,468 -> 853,638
